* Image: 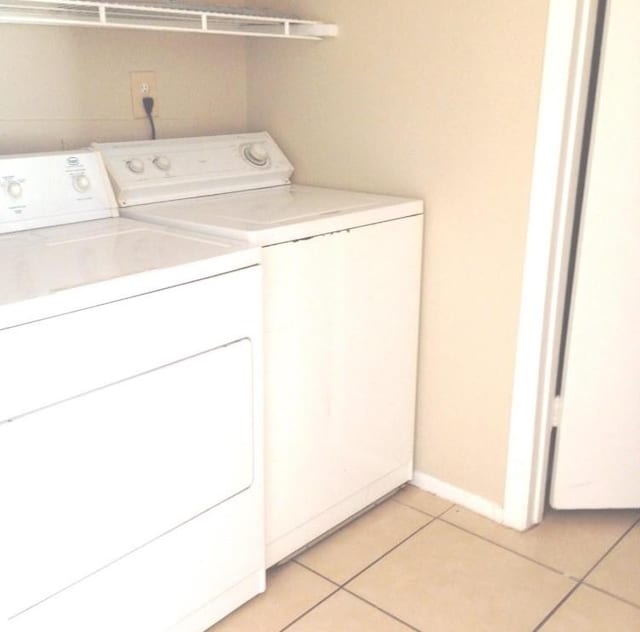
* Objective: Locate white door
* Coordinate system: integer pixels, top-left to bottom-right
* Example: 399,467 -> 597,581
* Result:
550,0 -> 640,508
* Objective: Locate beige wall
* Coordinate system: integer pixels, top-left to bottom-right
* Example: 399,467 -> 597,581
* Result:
0,1 -> 550,507
247,0 -> 549,504
0,23 -> 247,153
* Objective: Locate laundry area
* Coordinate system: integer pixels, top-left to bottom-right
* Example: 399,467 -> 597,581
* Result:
0,1 -> 638,631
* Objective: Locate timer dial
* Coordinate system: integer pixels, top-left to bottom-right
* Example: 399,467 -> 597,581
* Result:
153,156 -> 171,171
126,158 -> 145,174
7,181 -> 23,199
72,174 -> 91,193
242,143 -> 270,167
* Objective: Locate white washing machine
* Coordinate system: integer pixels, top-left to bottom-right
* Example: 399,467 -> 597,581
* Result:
0,149 -> 265,631
94,132 -> 424,566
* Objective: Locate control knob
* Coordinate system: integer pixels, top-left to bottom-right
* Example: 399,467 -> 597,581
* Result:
7,180 -> 23,199
72,174 -> 91,193
242,143 -> 270,167
126,158 -> 145,174
153,155 -> 171,171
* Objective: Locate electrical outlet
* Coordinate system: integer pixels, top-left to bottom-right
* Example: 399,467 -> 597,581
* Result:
130,71 -> 159,119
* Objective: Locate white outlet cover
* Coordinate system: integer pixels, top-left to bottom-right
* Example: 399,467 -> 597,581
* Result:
130,71 -> 158,119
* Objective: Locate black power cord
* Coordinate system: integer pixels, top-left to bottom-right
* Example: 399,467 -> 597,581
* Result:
142,96 -> 156,140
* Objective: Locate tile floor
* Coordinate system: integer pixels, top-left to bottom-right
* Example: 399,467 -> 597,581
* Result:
210,485 -> 640,631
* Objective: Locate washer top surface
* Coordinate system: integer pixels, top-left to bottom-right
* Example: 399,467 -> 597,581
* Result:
0,216 -> 259,329
121,184 -> 423,246
94,133 -> 423,246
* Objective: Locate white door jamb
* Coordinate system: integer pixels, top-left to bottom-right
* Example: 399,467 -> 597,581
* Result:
502,0 -> 599,530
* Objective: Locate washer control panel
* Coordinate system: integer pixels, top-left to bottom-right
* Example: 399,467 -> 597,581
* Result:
0,150 -> 117,234
93,132 -> 294,207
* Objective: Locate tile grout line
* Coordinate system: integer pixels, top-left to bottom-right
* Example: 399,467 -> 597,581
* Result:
291,559 -> 341,587
436,516 -> 576,578
280,498 -> 639,631
572,514 -> 640,612
435,509 -> 640,581
339,518 -> 437,587
277,586 -> 341,632
284,518 -> 438,631
288,503 -> 584,631
532,514 -> 640,630
335,519 -> 437,632
577,514 -> 640,581
341,588 -> 423,631
293,516 -> 437,590
582,583 -> 640,613
391,496 -> 454,519
531,582 -> 582,631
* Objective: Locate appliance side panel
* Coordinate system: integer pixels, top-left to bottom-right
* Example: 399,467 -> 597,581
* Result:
263,214 -> 423,561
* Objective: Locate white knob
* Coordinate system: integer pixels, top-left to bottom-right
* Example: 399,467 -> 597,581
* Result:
72,174 -> 91,192
126,158 -> 145,174
7,181 -> 22,199
153,156 -> 171,171
243,143 -> 269,167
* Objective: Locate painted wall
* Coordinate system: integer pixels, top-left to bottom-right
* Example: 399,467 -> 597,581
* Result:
0,0 -> 551,509
0,24 -> 247,153
246,0 -> 550,505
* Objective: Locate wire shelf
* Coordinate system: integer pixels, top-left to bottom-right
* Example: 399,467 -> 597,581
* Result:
0,0 -> 338,39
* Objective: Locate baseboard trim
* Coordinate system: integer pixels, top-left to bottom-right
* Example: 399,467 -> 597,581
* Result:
412,470 -> 505,524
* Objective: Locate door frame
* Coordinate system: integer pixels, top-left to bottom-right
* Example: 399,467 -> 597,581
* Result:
501,0 -> 600,530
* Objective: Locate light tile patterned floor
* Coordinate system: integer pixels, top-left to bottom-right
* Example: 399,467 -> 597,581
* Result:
210,486 -> 640,632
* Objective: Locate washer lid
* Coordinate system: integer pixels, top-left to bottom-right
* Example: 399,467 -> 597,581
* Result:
121,184 -> 423,246
0,217 -> 259,327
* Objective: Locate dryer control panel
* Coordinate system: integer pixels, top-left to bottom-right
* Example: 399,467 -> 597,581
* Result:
93,132 -> 294,207
0,150 -> 117,234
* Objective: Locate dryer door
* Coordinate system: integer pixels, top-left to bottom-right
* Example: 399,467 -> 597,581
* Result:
2,338 -> 254,619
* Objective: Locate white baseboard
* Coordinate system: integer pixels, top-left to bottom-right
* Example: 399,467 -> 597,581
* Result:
412,470 -> 505,524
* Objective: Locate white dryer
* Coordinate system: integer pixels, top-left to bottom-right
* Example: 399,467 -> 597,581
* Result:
94,133 -> 424,566
0,149 -> 264,631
